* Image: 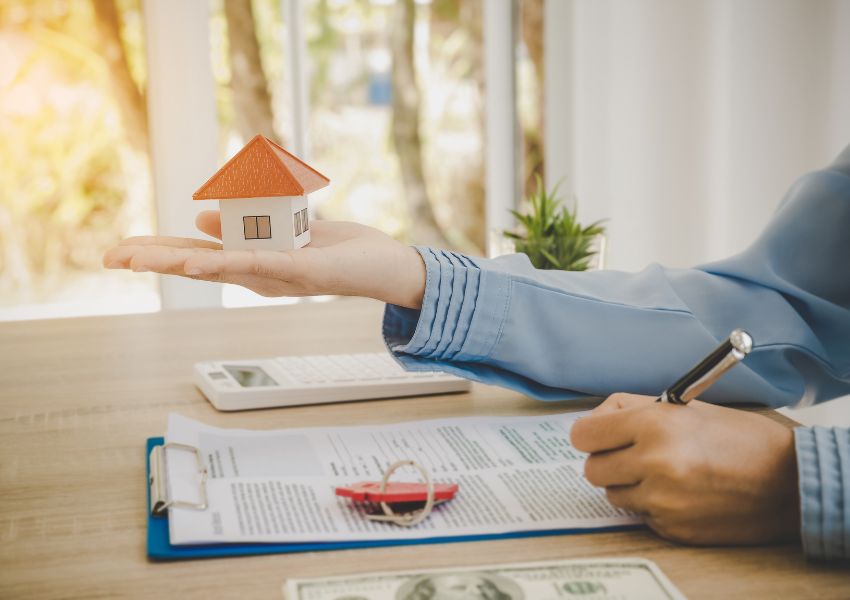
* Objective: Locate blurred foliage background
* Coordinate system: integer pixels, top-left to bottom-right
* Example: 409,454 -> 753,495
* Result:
0,0 -> 156,317
0,0 -> 543,318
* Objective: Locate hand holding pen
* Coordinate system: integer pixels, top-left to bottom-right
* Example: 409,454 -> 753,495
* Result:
570,328 -> 799,546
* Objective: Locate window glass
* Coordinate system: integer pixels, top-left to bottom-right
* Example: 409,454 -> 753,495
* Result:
211,0 -> 488,307
294,211 -> 303,237
306,0 -> 486,253
257,215 -> 272,238
244,215 -> 259,239
0,0 -> 158,320
210,0 -> 289,160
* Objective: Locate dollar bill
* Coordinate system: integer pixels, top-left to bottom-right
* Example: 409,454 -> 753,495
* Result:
283,557 -> 686,600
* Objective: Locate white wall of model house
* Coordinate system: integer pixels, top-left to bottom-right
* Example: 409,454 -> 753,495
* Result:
219,195 -> 310,251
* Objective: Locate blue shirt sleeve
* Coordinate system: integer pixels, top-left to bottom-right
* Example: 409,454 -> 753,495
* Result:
383,146 -> 850,408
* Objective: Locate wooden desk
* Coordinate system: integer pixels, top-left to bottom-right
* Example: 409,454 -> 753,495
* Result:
1,298 -> 847,599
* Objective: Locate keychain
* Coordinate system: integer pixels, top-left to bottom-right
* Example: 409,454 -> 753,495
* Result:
335,460 -> 459,527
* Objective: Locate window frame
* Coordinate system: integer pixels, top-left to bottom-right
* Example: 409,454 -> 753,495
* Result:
483,0 -> 521,255
143,0 -> 221,309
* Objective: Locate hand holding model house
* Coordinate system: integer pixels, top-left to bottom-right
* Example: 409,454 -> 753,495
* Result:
104,135 -> 427,309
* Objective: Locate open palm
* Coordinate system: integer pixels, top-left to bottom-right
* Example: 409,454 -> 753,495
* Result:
102,211 -> 426,309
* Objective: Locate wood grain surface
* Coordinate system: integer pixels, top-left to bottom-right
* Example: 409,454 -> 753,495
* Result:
1,298 -> 847,599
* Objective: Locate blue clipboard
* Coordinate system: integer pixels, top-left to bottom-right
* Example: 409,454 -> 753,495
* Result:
146,437 -> 641,561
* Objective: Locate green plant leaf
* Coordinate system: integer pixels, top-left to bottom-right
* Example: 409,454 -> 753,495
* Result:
503,179 -> 606,271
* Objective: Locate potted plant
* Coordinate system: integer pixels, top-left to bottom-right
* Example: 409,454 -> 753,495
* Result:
504,177 -> 606,271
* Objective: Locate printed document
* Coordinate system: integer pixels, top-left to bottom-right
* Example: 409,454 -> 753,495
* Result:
163,412 -> 640,545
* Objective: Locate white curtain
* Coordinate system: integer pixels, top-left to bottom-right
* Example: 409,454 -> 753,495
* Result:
545,0 -> 850,423
547,0 -> 850,271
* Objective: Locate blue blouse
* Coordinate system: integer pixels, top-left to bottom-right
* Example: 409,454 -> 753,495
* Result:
383,146 -> 850,560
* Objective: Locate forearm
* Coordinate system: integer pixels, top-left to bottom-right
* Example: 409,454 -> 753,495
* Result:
350,243 -> 426,310
307,235 -> 426,309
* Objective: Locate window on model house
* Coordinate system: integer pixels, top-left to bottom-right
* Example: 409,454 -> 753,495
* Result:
294,208 -> 308,237
243,216 -> 272,240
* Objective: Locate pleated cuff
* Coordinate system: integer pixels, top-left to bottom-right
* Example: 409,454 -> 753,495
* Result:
795,426 -> 850,561
382,247 -> 511,365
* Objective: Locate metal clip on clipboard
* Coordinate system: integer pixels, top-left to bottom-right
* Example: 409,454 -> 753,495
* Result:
148,442 -> 209,516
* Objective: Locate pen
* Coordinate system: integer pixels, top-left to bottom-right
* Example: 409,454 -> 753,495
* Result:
657,329 -> 753,404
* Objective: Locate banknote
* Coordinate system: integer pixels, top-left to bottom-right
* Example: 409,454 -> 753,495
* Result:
283,557 -> 686,600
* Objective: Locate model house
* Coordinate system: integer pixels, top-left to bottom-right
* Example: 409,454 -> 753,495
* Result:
192,134 -> 330,251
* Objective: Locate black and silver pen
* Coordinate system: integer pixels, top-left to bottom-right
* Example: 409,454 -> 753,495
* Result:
657,329 -> 753,404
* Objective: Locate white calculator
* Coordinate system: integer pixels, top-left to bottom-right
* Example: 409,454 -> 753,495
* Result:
194,352 -> 471,411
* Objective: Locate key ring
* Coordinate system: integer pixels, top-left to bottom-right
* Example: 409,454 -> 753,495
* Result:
365,460 -> 435,527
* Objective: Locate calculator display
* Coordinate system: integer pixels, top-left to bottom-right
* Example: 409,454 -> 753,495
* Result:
222,365 -> 278,387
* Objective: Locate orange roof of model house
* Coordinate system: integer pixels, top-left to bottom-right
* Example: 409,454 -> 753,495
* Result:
192,134 -> 330,200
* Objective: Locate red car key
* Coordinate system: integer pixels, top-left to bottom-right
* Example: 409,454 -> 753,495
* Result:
335,481 -> 459,504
